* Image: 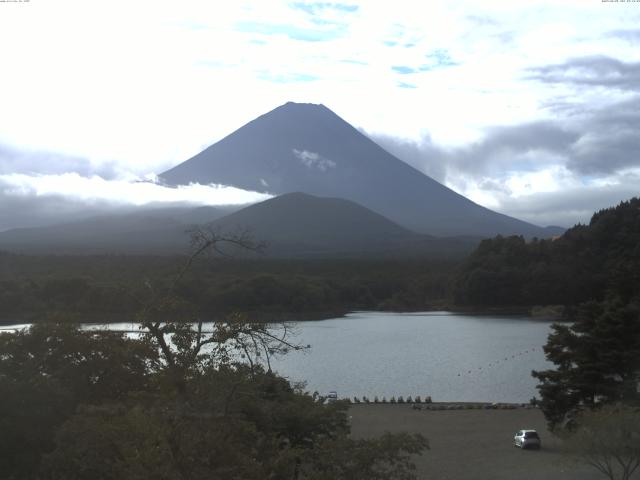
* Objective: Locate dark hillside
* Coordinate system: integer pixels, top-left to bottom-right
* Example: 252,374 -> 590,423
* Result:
0,254 -> 459,323
0,193 -> 478,258
454,197 -> 640,307
210,192 -> 478,258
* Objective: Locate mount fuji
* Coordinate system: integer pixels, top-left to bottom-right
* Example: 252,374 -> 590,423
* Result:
161,102 -> 561,238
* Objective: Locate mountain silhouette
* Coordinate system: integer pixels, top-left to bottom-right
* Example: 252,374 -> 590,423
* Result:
161,102 -> 562,237
209,192 -> 478,258
0,193 -> 478,258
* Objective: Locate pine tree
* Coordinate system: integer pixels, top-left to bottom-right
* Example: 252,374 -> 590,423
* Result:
532,298 -> 640,431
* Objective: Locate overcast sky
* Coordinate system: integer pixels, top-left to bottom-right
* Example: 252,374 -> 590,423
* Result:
0,0 -> 639,230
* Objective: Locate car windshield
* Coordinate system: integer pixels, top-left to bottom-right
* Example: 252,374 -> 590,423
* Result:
524,432 -> 539,439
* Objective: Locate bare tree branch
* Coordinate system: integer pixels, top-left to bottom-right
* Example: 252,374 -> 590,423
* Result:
132,227 -> 303,399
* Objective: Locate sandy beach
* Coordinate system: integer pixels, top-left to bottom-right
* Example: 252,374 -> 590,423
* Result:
350,404 -> 602,480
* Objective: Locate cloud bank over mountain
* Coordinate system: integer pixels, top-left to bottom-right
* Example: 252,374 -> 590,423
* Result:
370,54 -> 640,227
0,2 -> 638,228
0,149 -> 272,232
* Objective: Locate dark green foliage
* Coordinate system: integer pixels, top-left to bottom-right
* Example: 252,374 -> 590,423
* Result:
42,405 -> 181,480
0,375 -> 73,478
454,233 -> 603,306
298,433 -> 428,480
0,324 -> 156,479
0,257 -> 458,322
455,197 -> 640,307
0,316 -> 427,480
524,199 -> 640,431
41,373 -> 338,480
0,323 -> 158,403
452,198 -> 640,431
532,298 -> 640,431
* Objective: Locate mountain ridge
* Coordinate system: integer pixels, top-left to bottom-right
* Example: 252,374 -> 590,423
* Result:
0,192 -> 479,258
198,192 -> 482,258
161,102 -> 563,238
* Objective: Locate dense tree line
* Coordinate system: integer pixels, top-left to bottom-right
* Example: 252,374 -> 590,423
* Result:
454,198 -> 640,432
532,297 -> 640,430
454,197 -> 640,308
0,255 -> 457,322
459,198 -> 640,432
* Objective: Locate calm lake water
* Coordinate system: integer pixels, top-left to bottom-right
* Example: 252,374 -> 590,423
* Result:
0,311 -> 556,403
269,311 -> 555,403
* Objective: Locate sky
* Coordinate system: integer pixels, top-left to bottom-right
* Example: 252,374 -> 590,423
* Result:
0,0 -> 639,230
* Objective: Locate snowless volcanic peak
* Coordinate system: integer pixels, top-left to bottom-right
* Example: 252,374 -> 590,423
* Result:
161,102 -> 560,238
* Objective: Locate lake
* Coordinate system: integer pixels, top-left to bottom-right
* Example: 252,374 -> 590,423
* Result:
269,311 -> 555,403
0,311 -> 557,403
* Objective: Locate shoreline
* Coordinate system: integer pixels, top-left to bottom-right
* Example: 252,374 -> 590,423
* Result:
0,304 -> 566,327
345,401 -> 537,409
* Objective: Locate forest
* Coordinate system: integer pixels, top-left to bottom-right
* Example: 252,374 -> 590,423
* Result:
0,255 -> 457,323
449,198 -> 640,463
2,199 -> 639,325
454,197 -> 640,309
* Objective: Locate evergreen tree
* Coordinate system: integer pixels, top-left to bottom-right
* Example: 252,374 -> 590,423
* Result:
454,197 -> 640,308
532,297 -> 640,431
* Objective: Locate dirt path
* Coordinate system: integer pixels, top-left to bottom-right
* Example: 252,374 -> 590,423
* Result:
349,404 -> 602,480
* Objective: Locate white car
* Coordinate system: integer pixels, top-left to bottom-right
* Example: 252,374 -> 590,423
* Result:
514,430 -> 541,449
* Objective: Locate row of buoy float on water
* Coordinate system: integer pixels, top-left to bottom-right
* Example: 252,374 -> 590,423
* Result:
456,347 -> 539,377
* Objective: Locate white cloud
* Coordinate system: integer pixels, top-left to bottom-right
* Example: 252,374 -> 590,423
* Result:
456,165 -> 640,227
292,149 -> 337,171
491,168 -> 640,227
0,173 -> 272,206
2,0 -> 637,168
0,1 -> 638,226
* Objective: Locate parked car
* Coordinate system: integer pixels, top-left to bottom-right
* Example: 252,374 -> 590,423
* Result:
514,430 -> 541,449
327,391 -> 338,403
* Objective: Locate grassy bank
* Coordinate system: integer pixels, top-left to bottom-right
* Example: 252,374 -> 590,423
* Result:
349,404 -> 599,480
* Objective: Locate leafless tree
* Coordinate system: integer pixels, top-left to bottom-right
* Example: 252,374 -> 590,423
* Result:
134,226 -> 303,395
